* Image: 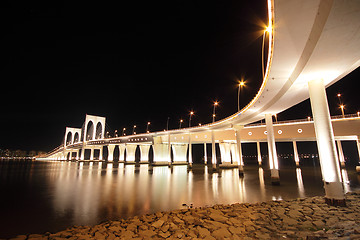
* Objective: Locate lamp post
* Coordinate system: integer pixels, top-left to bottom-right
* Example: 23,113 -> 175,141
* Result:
340,105 -> 345,118
337,93 -> 345,118
213,101 -> 219,123
237,81 -> 244,112
189,111 -> 194,127
146,122 -> 150,133
132,125 -> 136,135
179,119 -> 183,129
122,128 -> 126,136
114,130 -> 118,137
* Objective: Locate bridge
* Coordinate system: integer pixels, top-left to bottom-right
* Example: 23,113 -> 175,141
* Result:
38,0 -> 360,205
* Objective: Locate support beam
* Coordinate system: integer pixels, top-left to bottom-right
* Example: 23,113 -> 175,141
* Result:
235,128 -> 244,175
219,142 -> 232,167
107,145 -> 115,162
356,139 -> 360,173
308,78 -> 344,206
119,144 -> 126,162
172,144 -> 188,165
204,143 -> 207,164
211,130 -> 217,170
265,114 -> 280,185
125,144 -> 137,163
89,147 -> 94,160
336,140 -> 345,167
257,142 -> 262,166
293,141 -> 300,167
99,147 -> 103,161
188,133 -> 192,167
139,145 -> 150,163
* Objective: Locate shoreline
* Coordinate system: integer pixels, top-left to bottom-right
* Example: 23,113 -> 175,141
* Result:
7,191 -> 360,240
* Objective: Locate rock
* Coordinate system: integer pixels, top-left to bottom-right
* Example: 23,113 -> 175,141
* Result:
182,215 -> 196,225
228,225 -> 244,235
282,216 -> 299,226
151,219 -> 165,228
211,228 -> 232,239
197,226 -> 211,238
138,229 -> 156,238
312,220 -> 325,229
158,231 -> 171,238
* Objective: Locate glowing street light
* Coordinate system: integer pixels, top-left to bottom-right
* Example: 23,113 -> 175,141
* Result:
189,111 -> 194,127
179,119 -> 183,129
132,125 -> 136,135
213,101 -> 219,123
340,105 -> 345,118
114,130 -> 118,137
122,128 -> 126,136
238,81 -> 245,112
146,122 -> 150,133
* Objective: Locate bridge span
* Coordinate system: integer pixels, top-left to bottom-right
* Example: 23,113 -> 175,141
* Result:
38,0 -> 360,205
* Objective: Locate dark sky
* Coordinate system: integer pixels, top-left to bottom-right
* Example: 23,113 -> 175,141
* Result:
1,0 -> 359,152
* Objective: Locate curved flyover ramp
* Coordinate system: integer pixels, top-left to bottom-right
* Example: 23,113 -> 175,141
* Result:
203,0 -> 360,130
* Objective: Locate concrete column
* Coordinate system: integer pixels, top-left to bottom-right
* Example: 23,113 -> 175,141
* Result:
211,130 -> 217,170
188,134 -> 192,167
90,147 -> 94,160
107,145 -> 115,162
308,78 -> 344,206
293,141 -> 300,167
140,145 -> 150,163
126,144 -> 137,163
119,144 -> 126,162
99,147 -> 103,160
257,142 -> 262,166
172,144 -> 188,164
265,114 -> 280,185
204,143 -> 207,164
168,134 -> 171,165
356,139 -> 360,173
152,136 -> 170,165
336,140 -> 345,167
219,142 -> 232,166
235,129 -> 244,176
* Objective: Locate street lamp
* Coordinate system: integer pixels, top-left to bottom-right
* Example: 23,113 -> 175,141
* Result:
238,81 -> 245,112
337,93 -> 345,117
122,128 -> 126,136
146,122 -> 150,133
133,125 -> 136,135
213,101 -> 219,123
114,130 -> 118,137
179,119 -> 183,129
340,105 -> 345,118
189,111 -> 194,127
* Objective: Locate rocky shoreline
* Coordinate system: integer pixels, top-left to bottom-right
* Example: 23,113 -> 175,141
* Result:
8,192 -> 360,240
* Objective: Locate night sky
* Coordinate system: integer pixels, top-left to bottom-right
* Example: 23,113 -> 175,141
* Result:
2,1 -> 359,152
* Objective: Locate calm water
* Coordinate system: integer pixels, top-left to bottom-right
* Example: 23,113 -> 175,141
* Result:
1,160 -> 360,238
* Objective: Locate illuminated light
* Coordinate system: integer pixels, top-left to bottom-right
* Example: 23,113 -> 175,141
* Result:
297,128 -> 303,133
195,135 -> 198,138
248,132 -> 252,136
265,25 -> 272,33
204,135 -> 207,138
278,130 -> 282,134
239,81 -> 245,87
264,131 -> 268,135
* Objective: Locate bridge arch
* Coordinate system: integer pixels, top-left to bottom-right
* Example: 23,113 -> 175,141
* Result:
86,120 -> 94,141
73,132 -> 79,143
66,132 -> 72,145
95,122 -> 103,139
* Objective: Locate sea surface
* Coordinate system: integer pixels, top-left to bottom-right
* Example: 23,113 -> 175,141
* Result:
0,160 -> 359,238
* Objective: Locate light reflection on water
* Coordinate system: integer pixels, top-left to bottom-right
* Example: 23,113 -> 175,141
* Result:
1,160 -> 360,238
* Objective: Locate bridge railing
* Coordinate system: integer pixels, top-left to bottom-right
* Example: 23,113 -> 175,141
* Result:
245,113 -> 360,127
